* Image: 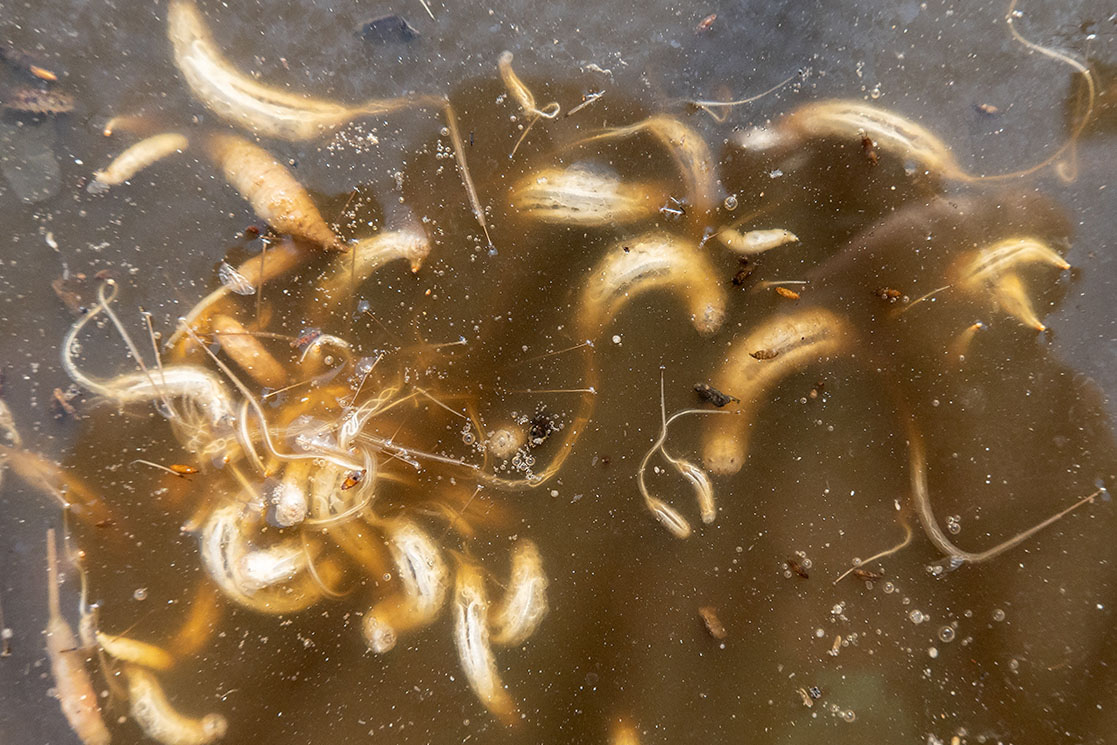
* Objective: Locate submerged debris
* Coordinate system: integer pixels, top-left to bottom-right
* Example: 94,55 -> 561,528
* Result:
698,606 -> 727,640
693,383 -> 738,407
1,85 -> 74,115
357,14 -> 419,44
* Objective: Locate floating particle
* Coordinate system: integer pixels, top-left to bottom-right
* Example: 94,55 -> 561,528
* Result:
975,103 -> 1000,116
774,286 -> 800,300
695,14 -> 717,33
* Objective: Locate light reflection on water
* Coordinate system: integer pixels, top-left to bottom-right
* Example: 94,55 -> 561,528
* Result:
1,1 -> 1115,744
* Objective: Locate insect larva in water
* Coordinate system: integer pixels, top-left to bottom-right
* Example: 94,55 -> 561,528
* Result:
489,539 -> 549,647
452,561 -> 517,724
204,133 -> 343,250
498,51 -> 560,121
237,541 -> 308,593
989,272 -> 1046,331
578,231 -> 727,337
957,237 -> 1070,289
385,520 -> 450,623
96,630 -> 175,671
511,165 -> 664,227
577,115 -> 718,215
702,308 -> 851,475
315,228 -> 431,309
88,132 -> 188,193
125,664 -> 228,745
717,228 -> 799,257
167,0 -> 439,141
45,529 -> 111,745
270,461 -> 309,528
644,495 -> 692,539
210,314 -> 288,390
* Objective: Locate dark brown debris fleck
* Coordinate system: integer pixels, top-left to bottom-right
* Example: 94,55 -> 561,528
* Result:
694,383 -> 738,407
750,348 -> 780,361
1,85 -> 74,115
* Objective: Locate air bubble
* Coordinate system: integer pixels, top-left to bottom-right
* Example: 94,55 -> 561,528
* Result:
909,609 -> 926,624
841,709 -> 856,723
133,587 -> 148,601
723,195 -> 739,211
993,608 -> 1006,622
938,626 -> 956,643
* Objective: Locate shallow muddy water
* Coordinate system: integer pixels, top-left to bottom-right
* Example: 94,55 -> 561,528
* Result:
1,1 -> 1115,744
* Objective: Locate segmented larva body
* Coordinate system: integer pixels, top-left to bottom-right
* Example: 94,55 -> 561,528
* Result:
489,539 -> 549,647
125,665 -> 228,745
89,132 -> 188,192
702,308 -> 852,475
205,133 -> 343,250
578,231 -> 727,337
511,166 -> 662,227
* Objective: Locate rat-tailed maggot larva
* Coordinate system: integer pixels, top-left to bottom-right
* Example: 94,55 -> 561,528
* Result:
167,0 -> 436,141
717,228 -> 799,257
956,237 -> 1070,289
498,50 -> 560,120
124,664 -> 228,745
210,314 -> 288,390
205,133 -> 343,250
578,115 -> 717,216
988,272 -> 1047,331
89,132 -> 188,193
702,307 -> 852,475
737,99 -> 964,179
198,503 -> 323,614
453,561 -> 517,724
362,519 -> 451,652
489,539 -> 548,647
45,529 -> 112,745
96,631 -> 176,671
315,228 -> 432,309
578,231 -> 727,337
510,165 -> 663,227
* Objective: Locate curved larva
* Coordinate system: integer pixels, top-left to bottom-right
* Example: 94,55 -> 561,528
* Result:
167,0 -> 427,141
210,314 -> 287,390
956,237 -> 1070,289
781,100 -> 964,178
316,228 -> 431,307
717,228 -> 799,257
511,166 -> 663,227
702,308 -> 852,475
45,530 -> 111,745
989,272 -> 1046,331
579,232 -> 727,337
386,519 -> 450,622
453,562 -> 517,724
89,132 -> 188,192
489,539 -> 548,647
199,504 -> 321,614
580,115 -> 717,215
125,665 -> 228,745
96,631 -> 175,671
205,133 -> 342,250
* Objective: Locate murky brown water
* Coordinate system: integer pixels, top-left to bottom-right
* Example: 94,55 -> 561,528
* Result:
1,1 -> 1115,744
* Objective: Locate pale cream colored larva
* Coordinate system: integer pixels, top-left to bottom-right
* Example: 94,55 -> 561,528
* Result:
96,631 -> 175,671
453,562 -> 517,724
89,132 -> 188,192
125,665 -> 228,745
45,530 -> 111,745
578,115 -> 717,215
702,308 -> 852,475
511,166 -> 663,227
316,228 -> 431,309
717,228 -> 799,257
489,539 -> 548,647
167,0 -> 435,141
578,231 -> 727,337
